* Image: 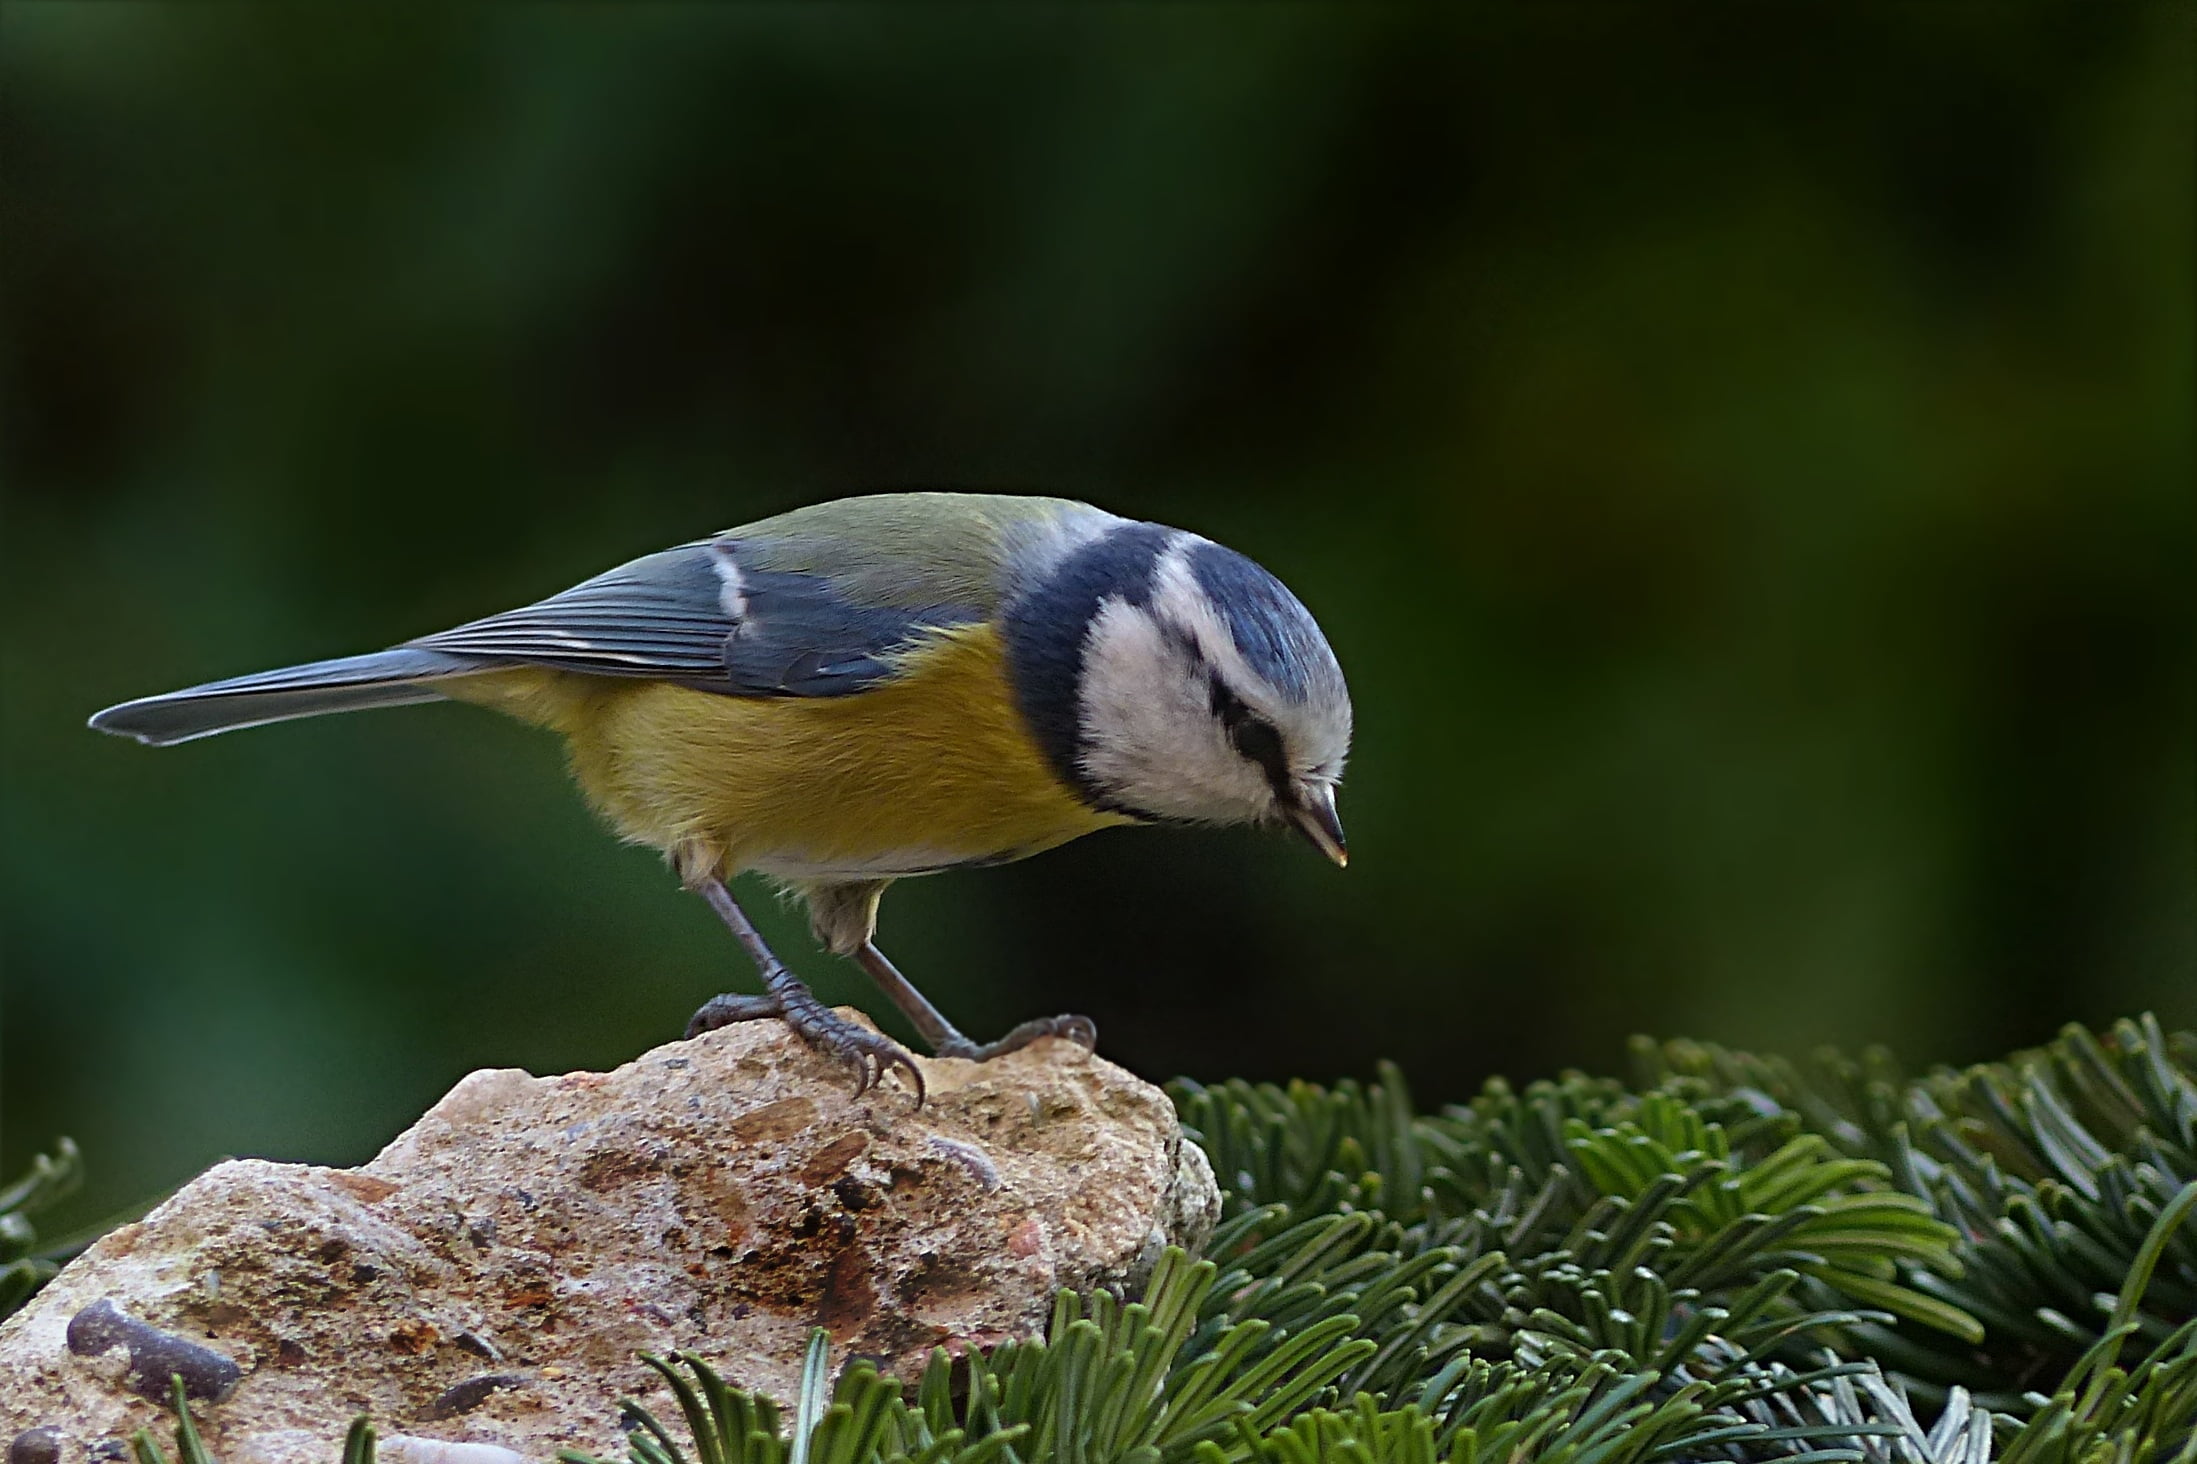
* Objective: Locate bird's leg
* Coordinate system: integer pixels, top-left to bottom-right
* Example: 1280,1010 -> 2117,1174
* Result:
685,878 -> 923,1102
852,942 -> 1097,1062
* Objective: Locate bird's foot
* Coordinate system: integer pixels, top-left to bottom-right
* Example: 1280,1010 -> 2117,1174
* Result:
686,981 -> 924,1103
935,1013 -> 1098,1063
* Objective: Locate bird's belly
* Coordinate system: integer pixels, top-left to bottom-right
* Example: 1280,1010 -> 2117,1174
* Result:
522,622 -> 1129,880
745,844 -> 1036,882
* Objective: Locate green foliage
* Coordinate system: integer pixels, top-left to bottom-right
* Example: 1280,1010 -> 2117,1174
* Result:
1643,1015 -> 2197,1407
0,1137 -> 81,1318
1175,1015 -> 2197,1458
562,1210 -> 1900,1464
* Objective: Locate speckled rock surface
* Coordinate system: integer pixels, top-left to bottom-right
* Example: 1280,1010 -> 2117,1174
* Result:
0,1015 -> 1218,1462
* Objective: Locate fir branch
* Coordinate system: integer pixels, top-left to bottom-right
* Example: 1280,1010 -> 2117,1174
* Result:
0,1136 -> 81,1320
1643,1015 -> 2197,1408
1175,1013 -> 2197,1444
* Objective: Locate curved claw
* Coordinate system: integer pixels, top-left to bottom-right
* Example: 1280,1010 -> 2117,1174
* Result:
785,1003 -> 925,1107
858,1040 -> 924,1106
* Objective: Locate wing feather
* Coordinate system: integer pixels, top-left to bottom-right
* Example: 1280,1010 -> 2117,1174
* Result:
405,538 -> 981,696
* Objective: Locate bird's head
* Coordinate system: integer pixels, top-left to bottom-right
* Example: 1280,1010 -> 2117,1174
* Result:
1008,522 -> 1353,865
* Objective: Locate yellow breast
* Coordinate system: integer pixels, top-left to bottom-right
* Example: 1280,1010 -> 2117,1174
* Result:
443,622 -> 1128,882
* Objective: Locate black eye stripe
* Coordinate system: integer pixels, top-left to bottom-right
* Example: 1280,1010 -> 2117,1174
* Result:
1237,722 -> 1292,801
1207,672 -> 1241,725
1209,674 -> 1292,800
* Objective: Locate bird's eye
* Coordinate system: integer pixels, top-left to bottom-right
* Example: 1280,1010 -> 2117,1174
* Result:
1209,675 -> 1291,800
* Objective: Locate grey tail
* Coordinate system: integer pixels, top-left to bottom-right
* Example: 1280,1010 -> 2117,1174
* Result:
87,648 -> 488,746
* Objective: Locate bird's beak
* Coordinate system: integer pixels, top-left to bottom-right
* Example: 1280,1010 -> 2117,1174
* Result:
1288,781 -> 1349,868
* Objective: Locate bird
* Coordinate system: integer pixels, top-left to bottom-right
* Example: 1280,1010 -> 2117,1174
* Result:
88,492 -> 1354,1100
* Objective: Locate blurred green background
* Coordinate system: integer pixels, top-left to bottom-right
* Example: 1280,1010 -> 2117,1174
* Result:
3,5 -> 2191,1225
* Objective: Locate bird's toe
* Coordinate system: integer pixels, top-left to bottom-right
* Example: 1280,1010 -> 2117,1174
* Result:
937,1013 -> 1097,1062
685,991 -> 785,1039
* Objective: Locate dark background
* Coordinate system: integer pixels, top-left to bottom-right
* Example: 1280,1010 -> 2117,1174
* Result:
4,5 -> 2191,1226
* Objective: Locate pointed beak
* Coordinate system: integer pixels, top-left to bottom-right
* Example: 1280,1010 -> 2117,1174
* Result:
1287,781 -> 1349,868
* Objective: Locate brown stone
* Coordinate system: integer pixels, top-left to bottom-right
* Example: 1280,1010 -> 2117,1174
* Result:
0,1015 -> 1218,1463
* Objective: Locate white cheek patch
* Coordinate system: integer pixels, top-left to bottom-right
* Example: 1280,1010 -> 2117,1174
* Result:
1076,591 -> 1272,823
1065,531 -> 1354,822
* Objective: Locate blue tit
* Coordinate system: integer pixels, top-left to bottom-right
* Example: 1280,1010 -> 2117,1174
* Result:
89,492 -> 1353,1098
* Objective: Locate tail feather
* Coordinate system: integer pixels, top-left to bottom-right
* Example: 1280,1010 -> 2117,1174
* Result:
88,648 -> 486,746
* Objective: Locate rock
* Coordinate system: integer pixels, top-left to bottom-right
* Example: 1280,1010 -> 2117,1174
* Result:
378,1441 -> 531,1464
0,1015 -> 1219,1462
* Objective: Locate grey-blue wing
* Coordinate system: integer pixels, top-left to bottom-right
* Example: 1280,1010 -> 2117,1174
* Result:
406,540 -> 981,697
721,561 -> 981,694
